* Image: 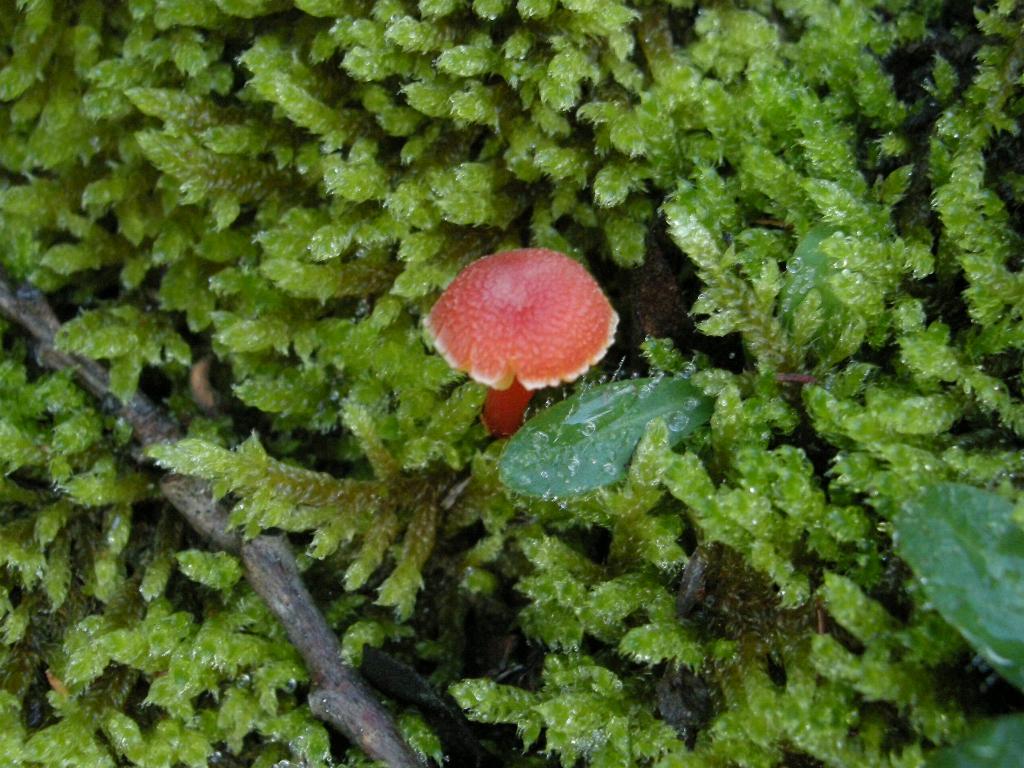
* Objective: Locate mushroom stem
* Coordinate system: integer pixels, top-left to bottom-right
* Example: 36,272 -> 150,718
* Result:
482,378 -> 534,437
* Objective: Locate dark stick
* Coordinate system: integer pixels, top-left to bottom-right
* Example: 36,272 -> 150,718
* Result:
360,646 -> 486,768
0,270 -> 424,768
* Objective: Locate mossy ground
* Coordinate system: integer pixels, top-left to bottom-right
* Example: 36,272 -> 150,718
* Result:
2,0 -> 1023,766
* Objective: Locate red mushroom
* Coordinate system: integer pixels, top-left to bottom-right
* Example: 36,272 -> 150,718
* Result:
424,248 -> 618,436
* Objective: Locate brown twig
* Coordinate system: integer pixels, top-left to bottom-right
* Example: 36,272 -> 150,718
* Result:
0,270 -> 424,768
360,646 -> 486,767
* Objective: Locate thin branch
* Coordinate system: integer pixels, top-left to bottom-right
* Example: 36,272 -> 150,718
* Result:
360,646 -> 486,767
0,269 -> 424,768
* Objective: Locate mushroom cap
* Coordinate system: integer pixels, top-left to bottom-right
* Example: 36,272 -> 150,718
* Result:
424,248 -> 618,390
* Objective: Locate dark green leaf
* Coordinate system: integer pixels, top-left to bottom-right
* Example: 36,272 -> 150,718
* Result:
926,714 -> 1024,768
500,377 -> 712,498
777,224 -> 840,326
895,483 -> 1024,691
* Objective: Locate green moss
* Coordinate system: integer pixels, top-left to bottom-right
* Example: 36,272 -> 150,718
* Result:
3,0 -> 1023,765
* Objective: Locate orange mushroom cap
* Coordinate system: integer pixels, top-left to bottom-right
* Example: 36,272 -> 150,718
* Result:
424,248 -> 618,391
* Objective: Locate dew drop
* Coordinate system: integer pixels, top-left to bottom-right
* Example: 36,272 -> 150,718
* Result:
668,413 -> 690,432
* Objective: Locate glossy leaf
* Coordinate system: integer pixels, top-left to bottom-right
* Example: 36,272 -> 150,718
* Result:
500,377 -> 712,498
926,714 -> 1024,768
895,483 -> 1024,691
777,225 -> 840,326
